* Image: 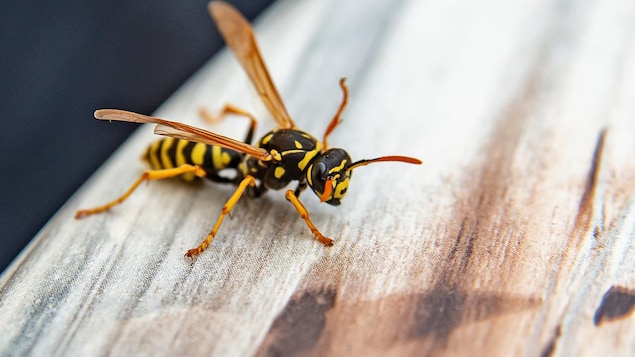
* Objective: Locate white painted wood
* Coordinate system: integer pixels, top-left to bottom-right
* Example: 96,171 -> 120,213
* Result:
2,0 -> 634,355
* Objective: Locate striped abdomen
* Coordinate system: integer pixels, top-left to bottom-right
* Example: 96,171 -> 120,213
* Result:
142,138 -> 243,183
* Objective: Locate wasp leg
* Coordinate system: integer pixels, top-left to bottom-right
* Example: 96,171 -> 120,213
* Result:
322,78 -> 349,151
284,190 -> 334,246
199,104 -> 258,144
75,164 -> 206,219
294,180 -> 308,197
248,180 -> 268,198
185,175 -> 256,257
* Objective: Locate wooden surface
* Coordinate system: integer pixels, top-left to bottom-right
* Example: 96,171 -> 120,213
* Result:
2,0 -> 635,355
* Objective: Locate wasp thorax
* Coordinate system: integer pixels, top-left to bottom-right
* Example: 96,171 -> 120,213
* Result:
307,148 -> 352,206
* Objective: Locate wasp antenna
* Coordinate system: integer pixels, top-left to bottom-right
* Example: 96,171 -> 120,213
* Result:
347,155 -> 422,171
322,78 -> 349,151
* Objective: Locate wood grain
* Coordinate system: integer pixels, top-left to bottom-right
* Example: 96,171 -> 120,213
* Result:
2,0 -> 635,355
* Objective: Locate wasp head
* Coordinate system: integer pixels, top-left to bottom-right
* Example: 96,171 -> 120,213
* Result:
307,149 -> 352,206
307,147 -> 422,206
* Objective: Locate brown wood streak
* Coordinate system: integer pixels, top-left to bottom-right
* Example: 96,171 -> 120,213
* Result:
400,54 -> 545,353
255,54 -> 547,356
539,325 -> 562,357
3,0 -> 635,355
257,288 -> 541,355
255,288 -> 337,356
593,286 -> 635,326
573,128 -> 607,238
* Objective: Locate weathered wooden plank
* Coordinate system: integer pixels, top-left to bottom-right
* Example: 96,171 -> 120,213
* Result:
2,0 -> 635,356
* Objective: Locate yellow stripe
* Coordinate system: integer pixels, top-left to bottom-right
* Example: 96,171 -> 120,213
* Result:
281,149 -> 304,156
307,164 -> 313,186
261,133 -> 274,145
328,159 -> 347,174
191,143 -> 206,165
239,162 -> 248,176
270,149 -> 282,161
274,166 -> 286,179
149,140 -> 162,169
222,152 -> 232,166
175,140 -> 188,166
175,140 -> 196,181
334,178 -> 350,199
160,138 -> 175,169
212,146 -> 223,171
298,142 -> 323,171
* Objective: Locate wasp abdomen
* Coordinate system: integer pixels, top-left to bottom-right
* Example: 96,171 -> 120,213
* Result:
143,138 -> 242,183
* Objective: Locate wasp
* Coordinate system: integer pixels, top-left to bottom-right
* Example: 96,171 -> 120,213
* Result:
76,1 -> 422,257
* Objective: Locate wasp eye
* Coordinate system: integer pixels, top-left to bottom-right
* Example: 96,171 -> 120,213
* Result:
311,161 -> 328,188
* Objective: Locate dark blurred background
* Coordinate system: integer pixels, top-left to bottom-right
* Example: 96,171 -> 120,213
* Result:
0,0 -> 274,273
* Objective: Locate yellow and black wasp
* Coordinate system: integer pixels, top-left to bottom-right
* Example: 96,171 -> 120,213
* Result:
76,1 -> 422,257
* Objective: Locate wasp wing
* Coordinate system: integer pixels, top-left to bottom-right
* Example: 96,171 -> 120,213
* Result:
209,1 -> 296,129
94,109 -> 271,161
152,125 -> 271,161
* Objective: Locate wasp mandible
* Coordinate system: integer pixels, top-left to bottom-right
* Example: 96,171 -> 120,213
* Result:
76,1 -> 422,257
